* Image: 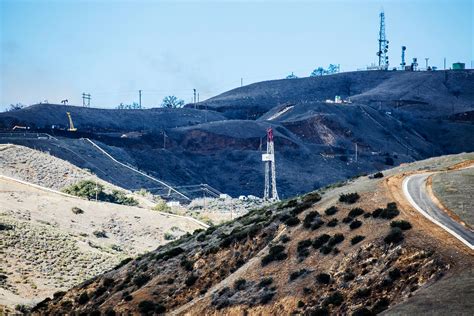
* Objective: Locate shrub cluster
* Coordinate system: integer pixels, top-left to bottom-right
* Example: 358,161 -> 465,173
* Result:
297,239 -> 312,259
71,206 -> 84,214
233,278 -> 247,291
323,291 -> 344,306
289,269 -> 309,281
258,277 -> 273,288
138,300 -> 166,314
349,219 -> 363,230
327,218 -> 338,227
324,206 -> 339,216
312,234 -> 331,249
348,207 -> 365,217
384,228 -> 404,244
261,245 -> 288,266
339,192 -> 360,204
316,273 -> 331,285
373,172 -> 384,178
185,274 -> 198,286
351,235 -> 365,245
373,202 -> 400,219
303,211 -> 320,228
63,180 -> 138,206
390,220 -> 412,230
328,233 -> 344,246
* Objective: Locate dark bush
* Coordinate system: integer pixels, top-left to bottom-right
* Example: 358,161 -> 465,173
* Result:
302,192 -> 322,204
303,211 -> 320,228
185,274 -> 199,286
363,212 -> 371,218
389,268 -> 401,280
316,273 -> 331,284
280,234 -> 291,243
328,233 -> 344,246
292,201 -> 314,216
355,287 -> 372,298
333,247 -> 340,254
234,278 -> 246,291
373,172 -> 384,179
93,230 -> 108,238
180,259 -> 194,271
297,239 -> 312,252
133,274 -> 150,287
320,245 -> 333,255
259,277 -> 273,288
114,257 -> 132,269
349,220 -> 362,230
105,308 -> 117,316
138,300 -> 155,313
77,292 -> 89,305
157,246 -> 184,261
348,208 -> 365,217
71,206 -> 84,214
297,300 -> 305,308
342,216 -> 353,223
352,307 -> 374,316
196,233 -> 206,242
260,291 -> 275,304
390,220 -> 412,230
93,286 -> 106,297
309,307 -> 329,316
313,234 -> 330,249
343,271 -> 355,281
351,235 -> 365,245
289,269 -> 309,281
327,218 -> 338,227
324,291 -> 344,306
103,278 -> 114,287
339,192 -> 360,204
372,297 -> 390,314
325,206 -> 339,216
373,203 -> 400,219
285,216 -> 301,227
384,228 -> 404,244
0,223 -> 13,231
310,218 -> 325,230
262,245 -> 288,266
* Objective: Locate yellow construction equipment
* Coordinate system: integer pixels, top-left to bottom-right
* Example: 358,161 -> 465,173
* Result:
66,112 -> 77,131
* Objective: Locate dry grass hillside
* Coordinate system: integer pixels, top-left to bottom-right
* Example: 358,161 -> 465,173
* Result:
0,146 -> 206,311
32,153 -> 474,315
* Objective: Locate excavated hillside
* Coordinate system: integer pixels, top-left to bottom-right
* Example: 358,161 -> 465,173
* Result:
32,153 -> 474,315
0,70 -> 473,198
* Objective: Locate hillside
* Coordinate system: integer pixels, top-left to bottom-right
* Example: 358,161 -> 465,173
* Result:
0,146 -> 205,310
31,153 -> 474,315
0,70 -> 473,199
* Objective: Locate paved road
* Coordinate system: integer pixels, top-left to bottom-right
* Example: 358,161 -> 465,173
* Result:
403,173 -> 474,250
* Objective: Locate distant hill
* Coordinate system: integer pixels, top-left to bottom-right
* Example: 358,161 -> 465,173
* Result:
0,70 -> 473,198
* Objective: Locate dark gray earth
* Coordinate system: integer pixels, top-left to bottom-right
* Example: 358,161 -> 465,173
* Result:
1,70 -> 473,200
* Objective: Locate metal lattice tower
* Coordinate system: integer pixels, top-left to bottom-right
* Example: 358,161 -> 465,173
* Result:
262,128 -> 279,201
376,11 -> 389,70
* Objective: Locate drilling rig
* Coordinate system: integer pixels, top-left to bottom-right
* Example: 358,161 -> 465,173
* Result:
262,127 -> 279,201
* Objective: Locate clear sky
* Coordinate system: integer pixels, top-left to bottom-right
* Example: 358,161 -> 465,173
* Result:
1,0 -> 472,110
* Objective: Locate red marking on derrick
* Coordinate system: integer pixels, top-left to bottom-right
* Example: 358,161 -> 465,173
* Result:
267,127 -> 274,142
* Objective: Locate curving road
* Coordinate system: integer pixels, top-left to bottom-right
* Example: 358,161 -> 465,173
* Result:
403,173 -> 474,250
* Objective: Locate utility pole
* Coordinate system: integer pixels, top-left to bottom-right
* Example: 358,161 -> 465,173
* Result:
139,90 -> 142,108
425,58 -> 429,70
82,93 -> 91,107
262,128 -> 279,201
241,78 -> 243,87
197,93 -> 200,103
444,57 -> 446,70
193,89 -> 197,109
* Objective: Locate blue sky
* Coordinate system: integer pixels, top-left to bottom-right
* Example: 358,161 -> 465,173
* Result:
1,0 -> 472,110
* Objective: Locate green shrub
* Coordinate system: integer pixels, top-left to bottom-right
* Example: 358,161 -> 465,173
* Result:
390,220 -> 412,230
310,218 -> 325,230
185,274 -> 198,286
153,200 -> 171,212
339,192 -> 360,204
324,206 -> 339,216
262,245 -> 288,266
328,233 -> 344,246
71,207 -> 84,214
234,278 -> 247,291
303,211 -> 320,228
313,234 -> 330,249
373,203 -> 400,219
77,292 -> 89,304
93,230 -> 108,238
384,228 -> 404,244
285,216 -> 301,226
327,218 -> 338,227
316,273 -> 331,284
138,300 -> 155,313
164,232 -> 176,240
109,190 -> 138,206
324,291 -> 344,306
349,220 -> 362,230
348,207 -> 364,217
373,172 -> 384,178
289,269 -> 309,281
63,180 -> 104,200
133,274 -> 150,287
260,291 -> 275,304
259,277 -> 273,287
320,245 -> 333,255
342,216 -> 353,223
351,235 -> 365,245
302,192 -> 322,204
279,234 -> 291,243
180,259 -> 194,271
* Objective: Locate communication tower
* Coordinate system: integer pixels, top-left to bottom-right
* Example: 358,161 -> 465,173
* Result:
401,46 -> 406,69
262,128 -> 279,201
376,11 -> 389,70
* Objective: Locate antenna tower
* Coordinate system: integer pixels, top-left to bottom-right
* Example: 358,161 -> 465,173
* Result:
401,46 -> 406,69
262,127 -> 279,201
376,11 -> 389,70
